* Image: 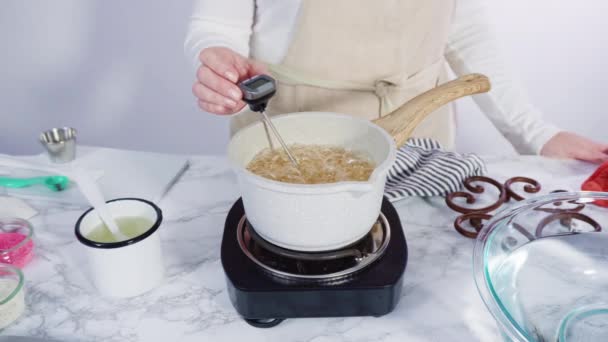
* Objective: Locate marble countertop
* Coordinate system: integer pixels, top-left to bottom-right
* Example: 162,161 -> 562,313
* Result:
2,152 -> 596,342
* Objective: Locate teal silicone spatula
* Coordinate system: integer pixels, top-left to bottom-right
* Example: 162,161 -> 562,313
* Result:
0,175 -> 69,192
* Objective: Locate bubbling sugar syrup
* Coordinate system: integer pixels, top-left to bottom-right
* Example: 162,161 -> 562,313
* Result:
247,144 -> 376,184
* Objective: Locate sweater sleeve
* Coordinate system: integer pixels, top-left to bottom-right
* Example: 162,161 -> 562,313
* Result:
184,0 -> 255,71
446,0 -> 562,155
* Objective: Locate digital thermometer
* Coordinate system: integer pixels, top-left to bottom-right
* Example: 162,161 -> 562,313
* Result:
237,74 -> 300,169
238,74 -> 277,112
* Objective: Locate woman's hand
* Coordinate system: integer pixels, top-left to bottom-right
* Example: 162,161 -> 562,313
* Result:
192,47 -> 267,115
541,132 -> 608,164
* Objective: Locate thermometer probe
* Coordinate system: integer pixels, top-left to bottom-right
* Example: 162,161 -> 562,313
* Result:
239,75 -> 300,169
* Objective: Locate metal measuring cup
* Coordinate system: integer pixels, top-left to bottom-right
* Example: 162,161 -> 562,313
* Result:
39,127 -> 77,163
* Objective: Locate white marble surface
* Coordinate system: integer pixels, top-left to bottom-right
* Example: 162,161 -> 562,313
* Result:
1,152 -> 597,341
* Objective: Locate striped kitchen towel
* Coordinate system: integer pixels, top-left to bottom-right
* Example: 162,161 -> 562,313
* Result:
385,138 -> 486,201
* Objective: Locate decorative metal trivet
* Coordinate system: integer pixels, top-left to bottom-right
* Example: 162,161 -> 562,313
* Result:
445,176 -> 601,239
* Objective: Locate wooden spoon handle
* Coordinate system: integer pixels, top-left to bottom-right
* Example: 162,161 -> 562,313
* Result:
373,74 -> 491,148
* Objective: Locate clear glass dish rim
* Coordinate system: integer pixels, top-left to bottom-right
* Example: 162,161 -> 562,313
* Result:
472,191 -> 608,342
0,218 -> 34,254
557,304 -> 608,342
0,263 -> 24,306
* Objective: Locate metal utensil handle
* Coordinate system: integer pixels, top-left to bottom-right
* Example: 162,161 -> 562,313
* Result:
260,111 -> 299,168
262,120 -> 275,150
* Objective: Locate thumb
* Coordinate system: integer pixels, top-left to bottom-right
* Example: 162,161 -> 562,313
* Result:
248,59 -> 269,77
229,55 -> 268,81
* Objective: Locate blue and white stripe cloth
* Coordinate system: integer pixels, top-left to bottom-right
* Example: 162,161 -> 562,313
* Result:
385,138 -> 486,201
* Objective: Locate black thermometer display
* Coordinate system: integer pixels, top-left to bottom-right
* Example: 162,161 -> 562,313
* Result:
238,74 -> 277,112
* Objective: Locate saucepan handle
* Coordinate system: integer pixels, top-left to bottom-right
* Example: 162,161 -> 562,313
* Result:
373,74 -> 491,148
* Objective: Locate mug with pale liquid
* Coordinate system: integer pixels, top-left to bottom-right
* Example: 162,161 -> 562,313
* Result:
75,198 -> 164,298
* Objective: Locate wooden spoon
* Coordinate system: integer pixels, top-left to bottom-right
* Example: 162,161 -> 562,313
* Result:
373,74 -> 491,148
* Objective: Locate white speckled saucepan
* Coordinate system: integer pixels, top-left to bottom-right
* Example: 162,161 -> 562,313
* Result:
228,74 -> 491,252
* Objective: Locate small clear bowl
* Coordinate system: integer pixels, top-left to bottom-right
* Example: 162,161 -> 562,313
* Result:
0,218 -> 35,268
474,192 -> 608,342
0,263 -> 25,330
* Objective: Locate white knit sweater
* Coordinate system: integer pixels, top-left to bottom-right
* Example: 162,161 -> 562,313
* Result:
184,0 -> 561,154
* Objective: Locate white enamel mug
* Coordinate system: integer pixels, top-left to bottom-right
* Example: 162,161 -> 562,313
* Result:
75,198 -> 164,298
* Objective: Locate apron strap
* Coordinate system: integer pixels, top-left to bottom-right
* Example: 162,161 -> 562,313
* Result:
268,64 -> 396,115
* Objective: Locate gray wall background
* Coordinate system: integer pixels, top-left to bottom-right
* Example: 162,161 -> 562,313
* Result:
1,1 -> 606,156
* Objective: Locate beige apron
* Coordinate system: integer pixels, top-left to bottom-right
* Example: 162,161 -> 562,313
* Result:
230,0 -> 456,148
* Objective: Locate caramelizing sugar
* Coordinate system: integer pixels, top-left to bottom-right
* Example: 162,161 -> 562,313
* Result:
246,145 -> 376,184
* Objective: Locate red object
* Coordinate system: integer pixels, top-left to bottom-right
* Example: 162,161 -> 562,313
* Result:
581,161 -> 608,207
0,233 -> 34,268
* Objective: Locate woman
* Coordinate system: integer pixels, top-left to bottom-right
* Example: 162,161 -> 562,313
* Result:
185,0 -> 608,163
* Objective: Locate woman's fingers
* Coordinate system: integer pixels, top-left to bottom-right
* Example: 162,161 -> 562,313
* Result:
574,145 -> 608,164
196,47 -> 244,115
195,47 -> 268,114
197,100 -> 237,115
589,150 -> 608,164
192,82 -> 242,108
541,132 -> 608,164
198,100 -> 228,115
197,66 -> 242,102
192,83 -> 245,115
576,153 -> 608,164
199,47 -> 241,83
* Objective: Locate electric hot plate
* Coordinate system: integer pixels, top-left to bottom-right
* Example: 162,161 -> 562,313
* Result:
221,197 -> 408,328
